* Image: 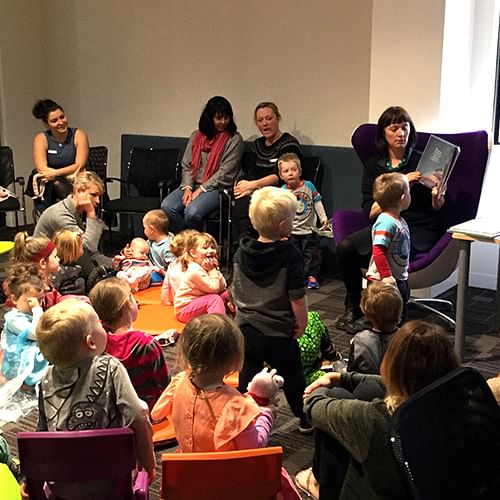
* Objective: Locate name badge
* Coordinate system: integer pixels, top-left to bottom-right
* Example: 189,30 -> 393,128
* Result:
48,149 -> 58,154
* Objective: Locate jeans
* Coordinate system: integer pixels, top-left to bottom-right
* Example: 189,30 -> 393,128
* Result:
161,186 -> 220,233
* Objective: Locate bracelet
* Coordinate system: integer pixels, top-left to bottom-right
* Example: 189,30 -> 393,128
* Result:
200,185 -> 207,193
181,186 -> 193,191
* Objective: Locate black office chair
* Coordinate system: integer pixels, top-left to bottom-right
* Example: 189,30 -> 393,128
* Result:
86,145 -> 108,181
301,155 -> 323,189
102,147 -> 180,237
389,367 -> 500,500
0,146 -> 26,229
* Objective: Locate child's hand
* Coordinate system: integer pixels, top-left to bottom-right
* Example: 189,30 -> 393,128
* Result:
406,171 -> 422,184
148,468 -> 157,484
27,297 -> 40,310
382,276 -> 397,286
201,256 -> 218,271
122,244 -> 133,259
112,254 -> 125,269
319,219 -> 329,231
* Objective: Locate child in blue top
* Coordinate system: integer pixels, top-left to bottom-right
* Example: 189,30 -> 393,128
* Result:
143,209 -> 175,283
1,264 -> 48,389
366,172 -> 411,320
279,153 -> 328,289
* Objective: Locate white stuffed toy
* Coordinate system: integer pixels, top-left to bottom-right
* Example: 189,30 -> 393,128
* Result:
247,367 -> 284,406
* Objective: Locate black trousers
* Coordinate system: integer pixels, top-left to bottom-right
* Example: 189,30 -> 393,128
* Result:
237,324 -> 306,418
290,233 -> 321,279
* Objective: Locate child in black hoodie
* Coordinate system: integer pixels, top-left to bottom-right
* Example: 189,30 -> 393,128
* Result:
232,186 -> 311,433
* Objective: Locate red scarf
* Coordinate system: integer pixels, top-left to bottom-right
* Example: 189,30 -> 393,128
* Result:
191,130 -> 230,184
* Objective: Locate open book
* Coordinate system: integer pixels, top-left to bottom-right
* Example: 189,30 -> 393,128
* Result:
416,135 -> 461,194
449,218 -> 500,240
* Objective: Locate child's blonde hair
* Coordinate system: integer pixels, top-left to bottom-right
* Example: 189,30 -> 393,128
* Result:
372,172 -> 408,211
4,263 -> 45,300
143,209 -> 170,235
53,229 -> 83,265
36,300 -> 93,367
179,314 -> 244,379
278,152 -> 302,174
89,277 -> 131,331
361,281 -> 403,331
180,232 -> 218,271
249,186 -> 298,238
11,232 -> 54,264
170,229 -> 199,258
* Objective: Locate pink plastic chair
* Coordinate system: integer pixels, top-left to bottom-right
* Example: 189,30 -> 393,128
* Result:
17,428 -> 148,499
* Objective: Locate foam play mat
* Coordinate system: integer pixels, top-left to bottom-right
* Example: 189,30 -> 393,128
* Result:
133,303 -> 184,335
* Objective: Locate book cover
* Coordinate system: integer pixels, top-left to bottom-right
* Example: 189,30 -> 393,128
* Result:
416,135 -> 461,192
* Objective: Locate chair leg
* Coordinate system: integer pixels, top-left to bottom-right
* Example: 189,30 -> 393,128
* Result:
409,298 -> 456,328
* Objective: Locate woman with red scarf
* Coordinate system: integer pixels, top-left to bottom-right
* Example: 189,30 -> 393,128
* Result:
161,96 -> 243,233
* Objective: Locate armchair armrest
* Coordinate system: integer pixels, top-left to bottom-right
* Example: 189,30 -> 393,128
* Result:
333,209 -> 370,243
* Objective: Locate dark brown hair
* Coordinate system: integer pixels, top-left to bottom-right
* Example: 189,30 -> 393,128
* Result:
375,106 -> 417,150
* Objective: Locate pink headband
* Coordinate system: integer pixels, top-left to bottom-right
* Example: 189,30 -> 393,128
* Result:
31,241 -> 56,263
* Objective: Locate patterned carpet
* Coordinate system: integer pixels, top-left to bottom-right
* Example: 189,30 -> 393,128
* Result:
0,226 -> 498,498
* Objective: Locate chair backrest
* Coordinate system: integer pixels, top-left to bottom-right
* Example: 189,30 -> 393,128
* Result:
161,446 -> 283,500
17,428 -> 139,500
0,146 -> 14,187
301,156 -> 323,190
128,147 -> 180,197
87,145 -> 108,181
389,367 -> 500,500
351,124 -> 489,231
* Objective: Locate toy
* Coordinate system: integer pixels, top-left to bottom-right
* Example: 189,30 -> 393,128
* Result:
247,367 -> 284,406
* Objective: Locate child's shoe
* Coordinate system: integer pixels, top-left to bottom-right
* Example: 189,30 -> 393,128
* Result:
307,276 -> 320,289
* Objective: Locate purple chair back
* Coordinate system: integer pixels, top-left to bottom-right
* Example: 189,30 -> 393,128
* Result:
17,428 -> 148,499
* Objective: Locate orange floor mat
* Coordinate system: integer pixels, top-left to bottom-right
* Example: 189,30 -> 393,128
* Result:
133,286 -> 163,305
133,303 -> 184,335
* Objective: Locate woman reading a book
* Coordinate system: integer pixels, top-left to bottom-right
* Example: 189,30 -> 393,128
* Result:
335,106 -> 446,333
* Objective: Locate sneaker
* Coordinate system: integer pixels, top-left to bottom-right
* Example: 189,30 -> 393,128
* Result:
334,307 -> 362,330
298,415 -> 314,434
307,276 -> 320,289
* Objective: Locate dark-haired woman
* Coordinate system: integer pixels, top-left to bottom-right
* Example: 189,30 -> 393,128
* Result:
232,101 -> 301,242
335,106 -> 445,333
32,99 -> 89,210
161,96 -> 243,233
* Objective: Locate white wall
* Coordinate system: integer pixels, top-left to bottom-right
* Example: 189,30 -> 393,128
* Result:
369,0 -> 446,128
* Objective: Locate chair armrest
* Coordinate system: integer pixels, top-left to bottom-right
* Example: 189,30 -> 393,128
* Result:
133,470 -> 149,500
105,177 -> 127,185
333,209 -> 370,243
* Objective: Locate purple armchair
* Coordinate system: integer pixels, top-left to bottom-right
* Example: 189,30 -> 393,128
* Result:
333,124 -> 489,325
17,428 -> 149,499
